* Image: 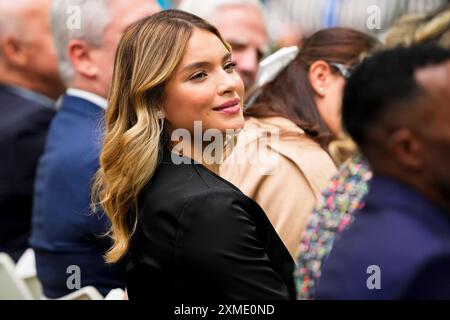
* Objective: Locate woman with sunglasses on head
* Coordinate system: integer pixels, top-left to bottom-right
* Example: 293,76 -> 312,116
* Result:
221,27 -> 378,271
293,28 -> 381,299
297,27 -> 380,162
297,6 -> 450,299
92,10 -> 295,301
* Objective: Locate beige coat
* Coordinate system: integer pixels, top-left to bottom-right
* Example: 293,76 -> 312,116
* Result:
220,116 -> 337,258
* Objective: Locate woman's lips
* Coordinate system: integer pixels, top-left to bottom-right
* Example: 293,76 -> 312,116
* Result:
213,99 -> 241,114
217,104 -> 241,114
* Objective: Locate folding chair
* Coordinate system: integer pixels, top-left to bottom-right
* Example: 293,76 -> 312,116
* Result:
15,248 -> 43,300
0,252 -> 34,300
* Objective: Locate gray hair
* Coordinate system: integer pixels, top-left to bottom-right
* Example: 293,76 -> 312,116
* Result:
178,0 -> 264,24
51,0 -> 112,84
0,2 -> 29,58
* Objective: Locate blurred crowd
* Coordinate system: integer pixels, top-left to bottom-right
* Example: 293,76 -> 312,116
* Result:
1,0 -> 450,300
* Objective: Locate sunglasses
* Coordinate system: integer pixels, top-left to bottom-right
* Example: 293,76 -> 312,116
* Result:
329,62 -> 353,79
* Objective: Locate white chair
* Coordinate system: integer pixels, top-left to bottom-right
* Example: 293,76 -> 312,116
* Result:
104,288 -> 126,300
15,248 -> 43,300
0,252 -> 34,300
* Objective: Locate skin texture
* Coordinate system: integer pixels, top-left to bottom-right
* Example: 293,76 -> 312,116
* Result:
0,0 -> 65,99
365,60 -> 450,213
212,4 -> 268,91
308,60 -> 346,135
162,28 -> 245,173
68,0 -> 161,98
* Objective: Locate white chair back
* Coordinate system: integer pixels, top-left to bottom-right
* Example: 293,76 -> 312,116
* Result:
0,252 -> 34,300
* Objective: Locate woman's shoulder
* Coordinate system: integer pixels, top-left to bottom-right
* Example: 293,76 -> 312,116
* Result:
240,116 -> 330,155
140,158 -> 251,216
225,116 -> 336,190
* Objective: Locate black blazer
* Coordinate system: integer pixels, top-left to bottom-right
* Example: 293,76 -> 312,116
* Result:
126,151 -> 295,300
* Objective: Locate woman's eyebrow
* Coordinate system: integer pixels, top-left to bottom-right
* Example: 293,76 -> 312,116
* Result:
180,52 -> 232,73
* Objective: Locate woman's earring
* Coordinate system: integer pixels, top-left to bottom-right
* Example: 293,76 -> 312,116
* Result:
156,110 -> 165,119
156,110 -> 165,134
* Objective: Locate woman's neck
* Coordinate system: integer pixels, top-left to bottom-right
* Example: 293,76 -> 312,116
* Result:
168,139 -> 222,175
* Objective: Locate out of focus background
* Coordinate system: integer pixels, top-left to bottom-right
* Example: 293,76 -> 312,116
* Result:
1,0 -> 450,301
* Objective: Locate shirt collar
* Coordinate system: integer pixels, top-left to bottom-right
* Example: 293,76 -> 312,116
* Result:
0,84 -> 56,110
66,88 -> 108,110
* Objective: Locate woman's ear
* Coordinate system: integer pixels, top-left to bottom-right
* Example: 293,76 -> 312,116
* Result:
308,60 -> 332,97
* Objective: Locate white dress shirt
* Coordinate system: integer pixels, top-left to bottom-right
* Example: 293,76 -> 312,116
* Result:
66,88 -> 108,110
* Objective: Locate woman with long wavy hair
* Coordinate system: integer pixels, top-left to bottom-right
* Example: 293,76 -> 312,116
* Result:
91,10 -> 294,300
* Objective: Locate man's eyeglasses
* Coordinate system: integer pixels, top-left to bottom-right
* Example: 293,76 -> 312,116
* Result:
329,62 -> 353,79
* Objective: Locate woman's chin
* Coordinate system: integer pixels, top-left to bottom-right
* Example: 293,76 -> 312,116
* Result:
222,114 -> 245,132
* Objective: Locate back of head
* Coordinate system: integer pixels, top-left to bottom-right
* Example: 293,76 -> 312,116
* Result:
246,57 -> 332,149
298,27 -> 381,69
299,28 -> 380,160
343,45 -> 450,210
0,0 -> 64,98
343,44 -> 450,149
246,28 -> 380,150
51,0 -> 112,84
386,3 -> 450,49
93,9 -> 229,263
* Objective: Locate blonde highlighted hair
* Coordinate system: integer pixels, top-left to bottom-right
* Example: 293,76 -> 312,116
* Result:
92,10 -> 230,263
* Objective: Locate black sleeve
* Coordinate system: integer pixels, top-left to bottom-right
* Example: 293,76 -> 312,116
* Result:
172,187 -> 291,300
405,255 -> 450,299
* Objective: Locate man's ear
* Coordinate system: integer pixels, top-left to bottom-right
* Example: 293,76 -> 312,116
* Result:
1,36 -> 28,67
308,60 -> 332,97
67,39 -> 98,79
387,128 -> 424,172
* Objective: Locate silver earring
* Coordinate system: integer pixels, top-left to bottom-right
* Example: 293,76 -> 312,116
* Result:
156,110 -> 165,119
156,110 -> 165,135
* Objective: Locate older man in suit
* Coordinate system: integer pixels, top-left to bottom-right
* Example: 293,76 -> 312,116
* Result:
30,0 -> 160,298
179,0 -> 269,91
316,45 -> 450,299
0,0 -> 65,261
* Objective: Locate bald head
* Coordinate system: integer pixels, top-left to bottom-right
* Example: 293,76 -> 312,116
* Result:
0,0 -> 65,99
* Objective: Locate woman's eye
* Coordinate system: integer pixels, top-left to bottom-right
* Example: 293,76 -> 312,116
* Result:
190,72 -> 207,81
224,61 -> 237,72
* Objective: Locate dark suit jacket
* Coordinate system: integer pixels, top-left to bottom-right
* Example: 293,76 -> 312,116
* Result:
0,85 -> 55,261
316,176 -> 450,299
127,151 -> 296,300
30,94 -> 125,298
